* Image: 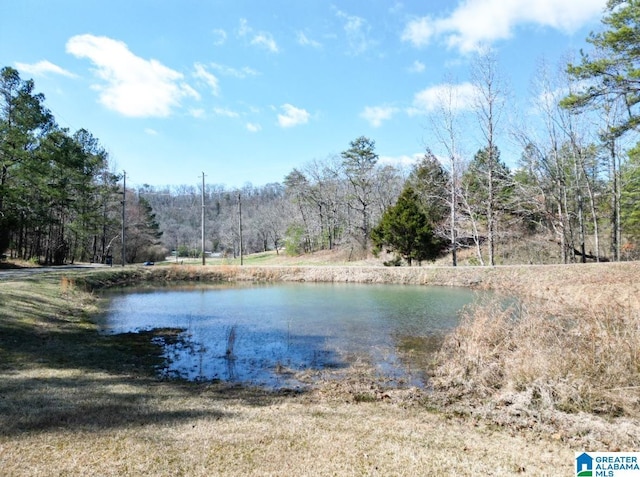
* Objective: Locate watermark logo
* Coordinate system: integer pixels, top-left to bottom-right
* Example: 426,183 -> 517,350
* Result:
576,452 -> 640,476
577,453 -> 593,477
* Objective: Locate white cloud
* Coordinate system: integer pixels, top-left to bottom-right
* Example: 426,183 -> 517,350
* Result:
193,63 -> 220,96
401,17 -> 437,48
213,107 -> 240,118
251,33 -> 279,53
15,60 -> 77,78
408,60 -> 426,73
212,29 -> 227,46
190,108 -> 206,118
277,104 -> 310,128
408,82 -> 478,115
334,8 -> 375,55
238,18 -> 279,53
66,34 -> 199,117
209,63 -> 259,78
144,128 -> 158,135
379,153 -> 423,167
297,32 -> 322,48
402,0 -> 606,53
360,106 -> 399,127
246,122 -> 262,132
238,18 -> 251,37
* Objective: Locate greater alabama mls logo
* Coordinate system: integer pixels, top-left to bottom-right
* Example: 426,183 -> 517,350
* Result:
576,452 -> 640,476
577,453 -> 593,477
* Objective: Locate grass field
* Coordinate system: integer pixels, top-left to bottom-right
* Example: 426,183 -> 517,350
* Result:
1,260 -> 638,475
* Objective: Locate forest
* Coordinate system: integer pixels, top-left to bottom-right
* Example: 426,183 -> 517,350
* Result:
2,1 -> 640,266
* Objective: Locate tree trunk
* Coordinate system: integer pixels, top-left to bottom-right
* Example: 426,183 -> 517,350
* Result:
487,164 -> 495,266
574,161 -> 586,263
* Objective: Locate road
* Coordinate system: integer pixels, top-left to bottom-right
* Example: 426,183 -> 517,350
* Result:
0,263 -> 109,280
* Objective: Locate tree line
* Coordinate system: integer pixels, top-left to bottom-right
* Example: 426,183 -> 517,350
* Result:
2,1 -> 640,266
0,67 -> 163,265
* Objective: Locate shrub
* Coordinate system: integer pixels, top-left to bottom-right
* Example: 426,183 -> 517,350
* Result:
284,224 -> 306,256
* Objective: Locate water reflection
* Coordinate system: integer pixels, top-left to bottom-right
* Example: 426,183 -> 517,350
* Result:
99,282 -> 478,389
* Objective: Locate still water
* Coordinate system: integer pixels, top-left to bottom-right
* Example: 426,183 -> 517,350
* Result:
99,282 -> 478,388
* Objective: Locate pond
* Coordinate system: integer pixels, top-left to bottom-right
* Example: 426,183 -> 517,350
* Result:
98,282 -> 479,389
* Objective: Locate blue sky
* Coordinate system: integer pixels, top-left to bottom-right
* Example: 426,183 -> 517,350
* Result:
1,0 -> 607,188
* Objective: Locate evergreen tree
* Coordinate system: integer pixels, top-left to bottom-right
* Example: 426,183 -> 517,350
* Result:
563,0 -> 640,136
464,146 -> 512,206
621,144 -> 640,252
126,195 -> 165,263
371,186 -> 444,266
406,150 -> 449,225
0,66 -> 53,254
341,136 -> 379,251
462,145 -> 512,264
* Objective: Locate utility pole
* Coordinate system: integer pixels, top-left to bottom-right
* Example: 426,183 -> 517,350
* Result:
238,191 -> 243,266
201,172 -> 206,266
121,170 -> 126,267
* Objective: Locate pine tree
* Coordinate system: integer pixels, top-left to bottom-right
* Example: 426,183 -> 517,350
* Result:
621,144 -> 640,251
341,136 -> 379,251
562,0 -> 640,136
0,66 -> 53,254
462,145 -> 512,265
371,186 -> 444,266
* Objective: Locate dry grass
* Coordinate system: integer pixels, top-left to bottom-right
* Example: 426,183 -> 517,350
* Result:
430,264 -> 640,450
433,298 -> 640,407
2,261 -> 639,475
0,367 -> 572,476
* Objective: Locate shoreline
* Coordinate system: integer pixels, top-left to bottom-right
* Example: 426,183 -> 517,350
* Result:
75,261 -> 640,311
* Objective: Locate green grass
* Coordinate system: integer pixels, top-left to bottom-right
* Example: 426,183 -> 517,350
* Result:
0,276 -> 171,376
157,251 -> 286,267
217,252 -> 276,265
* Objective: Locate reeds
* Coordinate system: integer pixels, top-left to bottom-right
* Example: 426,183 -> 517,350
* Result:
60,276 -> 74,294
225,325 -> 237,358
432,296 -> 640,418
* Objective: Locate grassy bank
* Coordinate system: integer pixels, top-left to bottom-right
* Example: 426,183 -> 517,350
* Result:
74,260 -> 640,307
1,262 -> 639,475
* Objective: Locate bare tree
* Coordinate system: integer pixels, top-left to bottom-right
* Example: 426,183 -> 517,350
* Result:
510,56 -> 614,263
302,156 -> 349,250
428,79 -> 467,266
600,100 -> 628,261
471,51 -> 508,266
515,58 -> 573,262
